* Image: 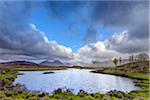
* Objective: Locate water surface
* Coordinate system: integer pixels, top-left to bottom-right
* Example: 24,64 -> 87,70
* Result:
14,68 -> 139,94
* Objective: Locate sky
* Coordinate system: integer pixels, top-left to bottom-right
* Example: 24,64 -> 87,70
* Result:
0,1 -> 149,65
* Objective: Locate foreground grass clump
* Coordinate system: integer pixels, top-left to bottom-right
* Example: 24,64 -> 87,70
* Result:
91,61 -> 150,100
0,70 -> 18,90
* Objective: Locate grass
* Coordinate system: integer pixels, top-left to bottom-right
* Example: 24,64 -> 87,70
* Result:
91,61 -> 150,99
0,65 -> 66,71
13,67 -> 66,71
97,69 -> 149,80
0,61 -> 149,99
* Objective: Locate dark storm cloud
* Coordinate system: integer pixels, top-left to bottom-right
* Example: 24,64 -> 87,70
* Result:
0,1 -> 73,61
83,26 -> 97,44
90,1 -> 149,53
0,1 -> 44,55
91,1 -> 149,39
44,1 -> 84,19
0,1 -> 33,50
44,1 -> 149,54
0,1 -> 149,62
106,34 -> 149,53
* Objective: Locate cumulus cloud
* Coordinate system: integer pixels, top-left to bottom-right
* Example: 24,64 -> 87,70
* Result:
0,2 -> 73,62
105,30 -> 149,53
90,1 -> 149,53
72,30 -> 146,65
43,1 -> 149,54
72,40 -> 125,65
0,1 -> 148,65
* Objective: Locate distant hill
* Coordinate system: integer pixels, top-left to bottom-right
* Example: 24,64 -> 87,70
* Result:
40,60 -> 63,66
85,59 -> 131,68
39,60 -> 71,66
0,61 -> 38,66
117,61 -> 149,73
86,60 -> 115,67
0,60 -> 72,67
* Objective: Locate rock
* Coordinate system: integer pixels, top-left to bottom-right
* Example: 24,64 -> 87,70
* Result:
12,84 -> 27,92
78,89 -> 87,94
53,88 -> 62,94
0,80 -> 5,90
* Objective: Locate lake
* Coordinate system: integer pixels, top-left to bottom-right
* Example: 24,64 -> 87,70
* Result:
13,68 -> 139,94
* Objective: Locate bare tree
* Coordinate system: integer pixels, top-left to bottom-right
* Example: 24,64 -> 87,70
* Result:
119,57 -> 122,64
129,55 -> 134,63
113,58 -> 118,67
129,56 -> 131,63
136,53 -> 149,61
131,55 -> 134,62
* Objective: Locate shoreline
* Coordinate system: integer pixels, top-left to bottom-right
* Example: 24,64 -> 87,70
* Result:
0,62 -> 149,99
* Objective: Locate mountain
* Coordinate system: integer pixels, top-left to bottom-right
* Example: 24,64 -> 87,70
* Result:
0,61 -> 38,66
0,60 -> 71,67
40,60 -> 71,66
40,60 -> 63,66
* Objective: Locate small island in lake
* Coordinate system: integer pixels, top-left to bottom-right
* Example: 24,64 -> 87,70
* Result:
43,71 -> 55,74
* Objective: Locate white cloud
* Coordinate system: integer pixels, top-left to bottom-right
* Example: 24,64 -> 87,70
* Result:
0,1 -> 148,65
0,23 -> 74,62
43,36 -> 49,43
30,24 -> 73,60
28,24 -> 74,60
105,30 -> 148,53
72,42 -> 121,65
1,24 -> 147,65
111,30 -> 128,43
71,30 -> 130,65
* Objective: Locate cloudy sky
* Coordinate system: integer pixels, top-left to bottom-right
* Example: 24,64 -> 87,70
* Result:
0,1 -> 149,65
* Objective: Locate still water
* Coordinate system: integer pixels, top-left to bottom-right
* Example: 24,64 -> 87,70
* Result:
13,68 -> 139,94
